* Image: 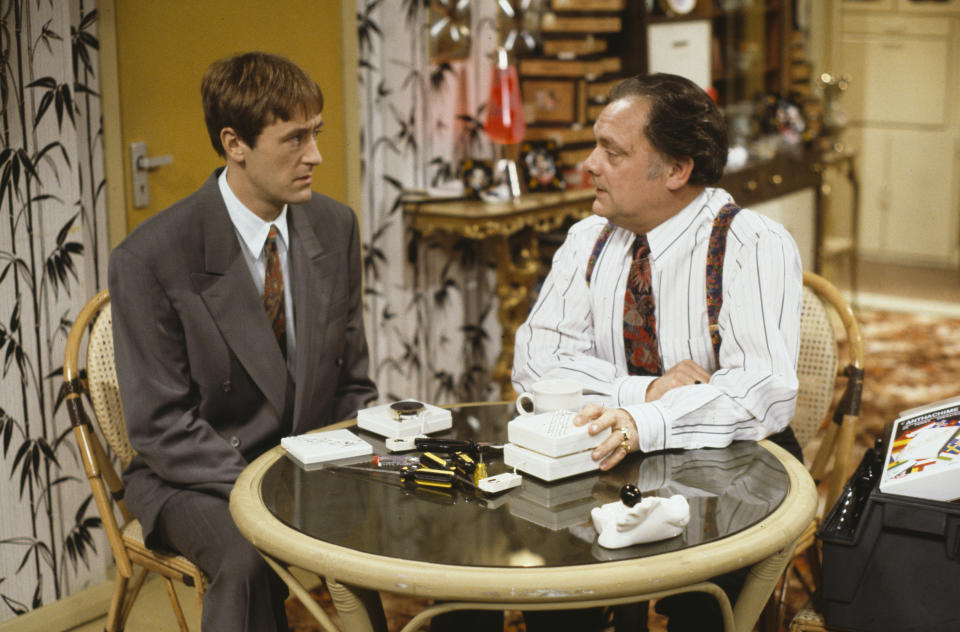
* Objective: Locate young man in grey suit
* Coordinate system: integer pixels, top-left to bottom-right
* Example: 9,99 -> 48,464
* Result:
108,52 -> 378,632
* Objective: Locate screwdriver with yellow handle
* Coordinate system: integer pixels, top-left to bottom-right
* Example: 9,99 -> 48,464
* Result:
333,463 -> 458,491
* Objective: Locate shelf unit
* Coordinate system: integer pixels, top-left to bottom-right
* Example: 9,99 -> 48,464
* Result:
514,1 -> 796,175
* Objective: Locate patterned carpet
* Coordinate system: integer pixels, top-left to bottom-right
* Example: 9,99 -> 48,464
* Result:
286,308 -> 960,631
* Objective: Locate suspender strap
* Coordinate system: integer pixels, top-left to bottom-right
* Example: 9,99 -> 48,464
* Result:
706,202 -> 741,365
586,203 -> 739,364
585,222 -> 616,286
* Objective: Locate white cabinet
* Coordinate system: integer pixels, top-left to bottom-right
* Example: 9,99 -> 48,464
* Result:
753,188 -> 818,271
850,127 -> 958,264
840,16 -> 950,126
837,8 -> 960,266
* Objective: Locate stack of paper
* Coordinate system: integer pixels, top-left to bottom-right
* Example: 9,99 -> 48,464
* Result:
281,429 -> 372,468
503,410 -> 610,481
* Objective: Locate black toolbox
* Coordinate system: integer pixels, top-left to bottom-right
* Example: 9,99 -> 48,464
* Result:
818,444 -> 960,631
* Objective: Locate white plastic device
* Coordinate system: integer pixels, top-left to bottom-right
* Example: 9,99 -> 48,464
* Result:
385,436 -> 423,452
507,410 -> 610,458
503,442 -> 599,481
357,399 -> 452,438
478,472 -> 523,494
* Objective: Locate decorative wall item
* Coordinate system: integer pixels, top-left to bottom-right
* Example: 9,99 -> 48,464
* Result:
658,0 -> 698,16
496,0 -> 543,54
0,0 -> 111,623
428,0 -> 472,62
523,79 -> 576,123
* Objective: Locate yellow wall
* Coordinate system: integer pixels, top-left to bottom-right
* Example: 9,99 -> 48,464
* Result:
112,0 -> 349,234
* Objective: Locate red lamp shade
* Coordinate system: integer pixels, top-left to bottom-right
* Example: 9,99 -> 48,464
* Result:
484,48 -> 526,145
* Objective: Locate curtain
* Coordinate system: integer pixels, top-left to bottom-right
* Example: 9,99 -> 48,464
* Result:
357,0 -> 503,403
0,0 -> 110,621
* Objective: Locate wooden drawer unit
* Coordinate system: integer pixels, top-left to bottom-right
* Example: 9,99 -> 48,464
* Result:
718,154 -> 820,208
518,0 -> 633,177
720,154 -> 821,270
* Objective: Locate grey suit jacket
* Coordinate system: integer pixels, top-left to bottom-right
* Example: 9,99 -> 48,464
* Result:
108,170 -> 377,543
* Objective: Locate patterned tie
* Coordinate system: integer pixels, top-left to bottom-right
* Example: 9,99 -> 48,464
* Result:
263,225 -> 286,357
623,234 -> 662,376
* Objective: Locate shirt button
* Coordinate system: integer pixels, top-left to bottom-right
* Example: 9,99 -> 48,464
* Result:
230,436 -> 241,448
222,380 -> 232,392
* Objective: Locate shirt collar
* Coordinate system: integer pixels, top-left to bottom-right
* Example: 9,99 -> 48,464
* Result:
645,187 -> 731,260
218,167 -> 290,257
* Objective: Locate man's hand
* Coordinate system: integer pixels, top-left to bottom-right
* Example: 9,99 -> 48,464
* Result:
645,359 -> 711,402
573,403 -> 638,471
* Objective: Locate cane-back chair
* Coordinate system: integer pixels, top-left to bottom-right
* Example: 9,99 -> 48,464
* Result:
64,290 -> 207,631
760,271 -> 864,631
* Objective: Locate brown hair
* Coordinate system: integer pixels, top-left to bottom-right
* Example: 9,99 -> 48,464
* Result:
609,74 -> 727,185
201,52 -> 324,157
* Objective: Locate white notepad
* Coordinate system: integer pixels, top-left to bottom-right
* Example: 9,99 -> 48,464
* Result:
507,410 -> 610,458
281,429 -> 372,466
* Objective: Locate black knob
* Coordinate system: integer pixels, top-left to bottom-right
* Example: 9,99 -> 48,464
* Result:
620,484 -> 642,508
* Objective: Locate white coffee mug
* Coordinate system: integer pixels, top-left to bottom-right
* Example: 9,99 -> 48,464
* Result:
516,378 -> 582,415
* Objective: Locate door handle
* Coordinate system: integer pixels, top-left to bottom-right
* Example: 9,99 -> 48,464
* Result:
130,142 -> 174,208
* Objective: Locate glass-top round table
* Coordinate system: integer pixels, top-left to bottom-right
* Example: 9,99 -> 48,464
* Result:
230,402 -> 817,632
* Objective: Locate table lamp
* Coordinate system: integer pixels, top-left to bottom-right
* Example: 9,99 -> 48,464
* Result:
483,47 -> 525,198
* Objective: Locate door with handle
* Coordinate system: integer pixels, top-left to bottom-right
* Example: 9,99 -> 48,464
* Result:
130,142 -> 173,208
103,0 -> 352,238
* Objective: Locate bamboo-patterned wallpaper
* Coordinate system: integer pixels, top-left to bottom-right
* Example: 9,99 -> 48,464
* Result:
0,0 -> 110,621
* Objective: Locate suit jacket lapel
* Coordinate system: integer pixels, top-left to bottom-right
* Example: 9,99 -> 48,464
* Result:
289,207 -> 334,432
190,176 -> 288,416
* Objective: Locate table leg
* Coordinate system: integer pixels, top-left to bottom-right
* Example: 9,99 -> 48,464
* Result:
732,545 -> 795,632
327,578 -> 388,632
492,230 -> 541,398
259,553 -> 340,632
397,582 -> 735,632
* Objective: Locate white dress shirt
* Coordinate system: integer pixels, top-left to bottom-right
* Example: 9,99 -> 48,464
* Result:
512,187 -> 803,452
218,168 -> 297,372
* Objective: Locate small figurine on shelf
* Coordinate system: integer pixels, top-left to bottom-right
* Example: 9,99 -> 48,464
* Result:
459,159 -> 493,199
816,72 -> 851,154
774,95 -> 806,146
520,141 -> 565,192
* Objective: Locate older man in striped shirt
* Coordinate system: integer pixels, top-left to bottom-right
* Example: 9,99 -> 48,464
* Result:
513,74 -> 803,631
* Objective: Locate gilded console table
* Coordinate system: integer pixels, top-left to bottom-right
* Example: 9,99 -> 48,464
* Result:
404,189 -> 595,396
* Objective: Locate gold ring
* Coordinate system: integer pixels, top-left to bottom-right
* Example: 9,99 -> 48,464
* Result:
618,427 -> 630,453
